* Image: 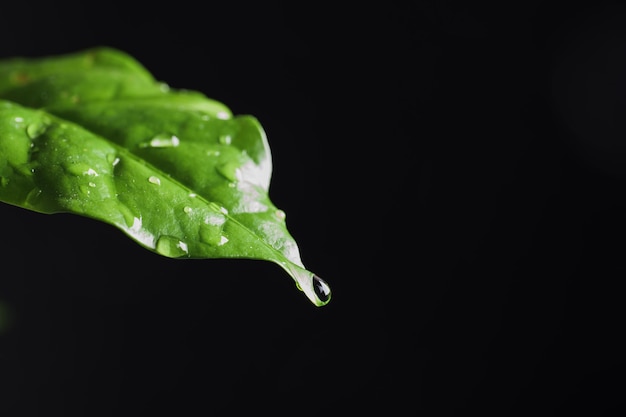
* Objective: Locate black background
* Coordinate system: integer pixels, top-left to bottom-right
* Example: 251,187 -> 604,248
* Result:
1,1 -> 626,415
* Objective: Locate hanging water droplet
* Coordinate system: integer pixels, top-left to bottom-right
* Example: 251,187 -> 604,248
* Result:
148,176 -> 161,185
155,235 -> 189,257
312,275 -> 331,303
26,122 -> 48,139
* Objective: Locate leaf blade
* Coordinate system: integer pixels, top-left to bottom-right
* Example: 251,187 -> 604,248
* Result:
0,47 -> 330,306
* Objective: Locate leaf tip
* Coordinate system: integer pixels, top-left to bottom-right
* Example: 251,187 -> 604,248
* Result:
293,269 -> 331,307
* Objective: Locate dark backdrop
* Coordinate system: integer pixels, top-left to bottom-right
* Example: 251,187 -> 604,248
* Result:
1,1 -> 625,415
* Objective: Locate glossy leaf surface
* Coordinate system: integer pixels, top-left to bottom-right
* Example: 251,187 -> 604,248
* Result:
0,47 -> 330,306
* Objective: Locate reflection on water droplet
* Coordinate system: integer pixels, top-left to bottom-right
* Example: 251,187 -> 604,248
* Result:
14,117 -> 24,123
216,162 -> 241,182
312,275 -> 331,303
26,122 -> 48,139
155,235 -> 189,257
183,206 -> 193,214
218,134 -> 232,145
148,176 -> 161,185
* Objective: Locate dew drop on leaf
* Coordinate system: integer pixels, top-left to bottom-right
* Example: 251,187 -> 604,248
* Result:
145,133 -> 180,148
155,235 -> 189,257
106,153 -> 120,166
216,162 -> 241,182
24,187 -> 42,207
199,224 -> 224,246
26,122 -> 48,139
148,175 -> 161,185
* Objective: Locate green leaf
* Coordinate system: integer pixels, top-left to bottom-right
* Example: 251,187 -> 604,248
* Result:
0,47 -> 330,306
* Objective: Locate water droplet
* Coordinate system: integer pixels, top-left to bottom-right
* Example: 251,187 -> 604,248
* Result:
119,205 -> 136,228
218,134 -> 232,145
143,133 -> 180,148
148,176 -> 161,185
64,163 -> 98,177
312,275 -> 331,303
107,153 -> 120,166
155,235 -> 189,257
26,122 -> 48,139
275,209 -> 286,220
216,162 -> 241,182
183,206 -> 193,214
24,187 -> 42,207
13,117 -> 24,123
124,216 -> 156,248
199,224 -> 222,246
208,202 -> 228,215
